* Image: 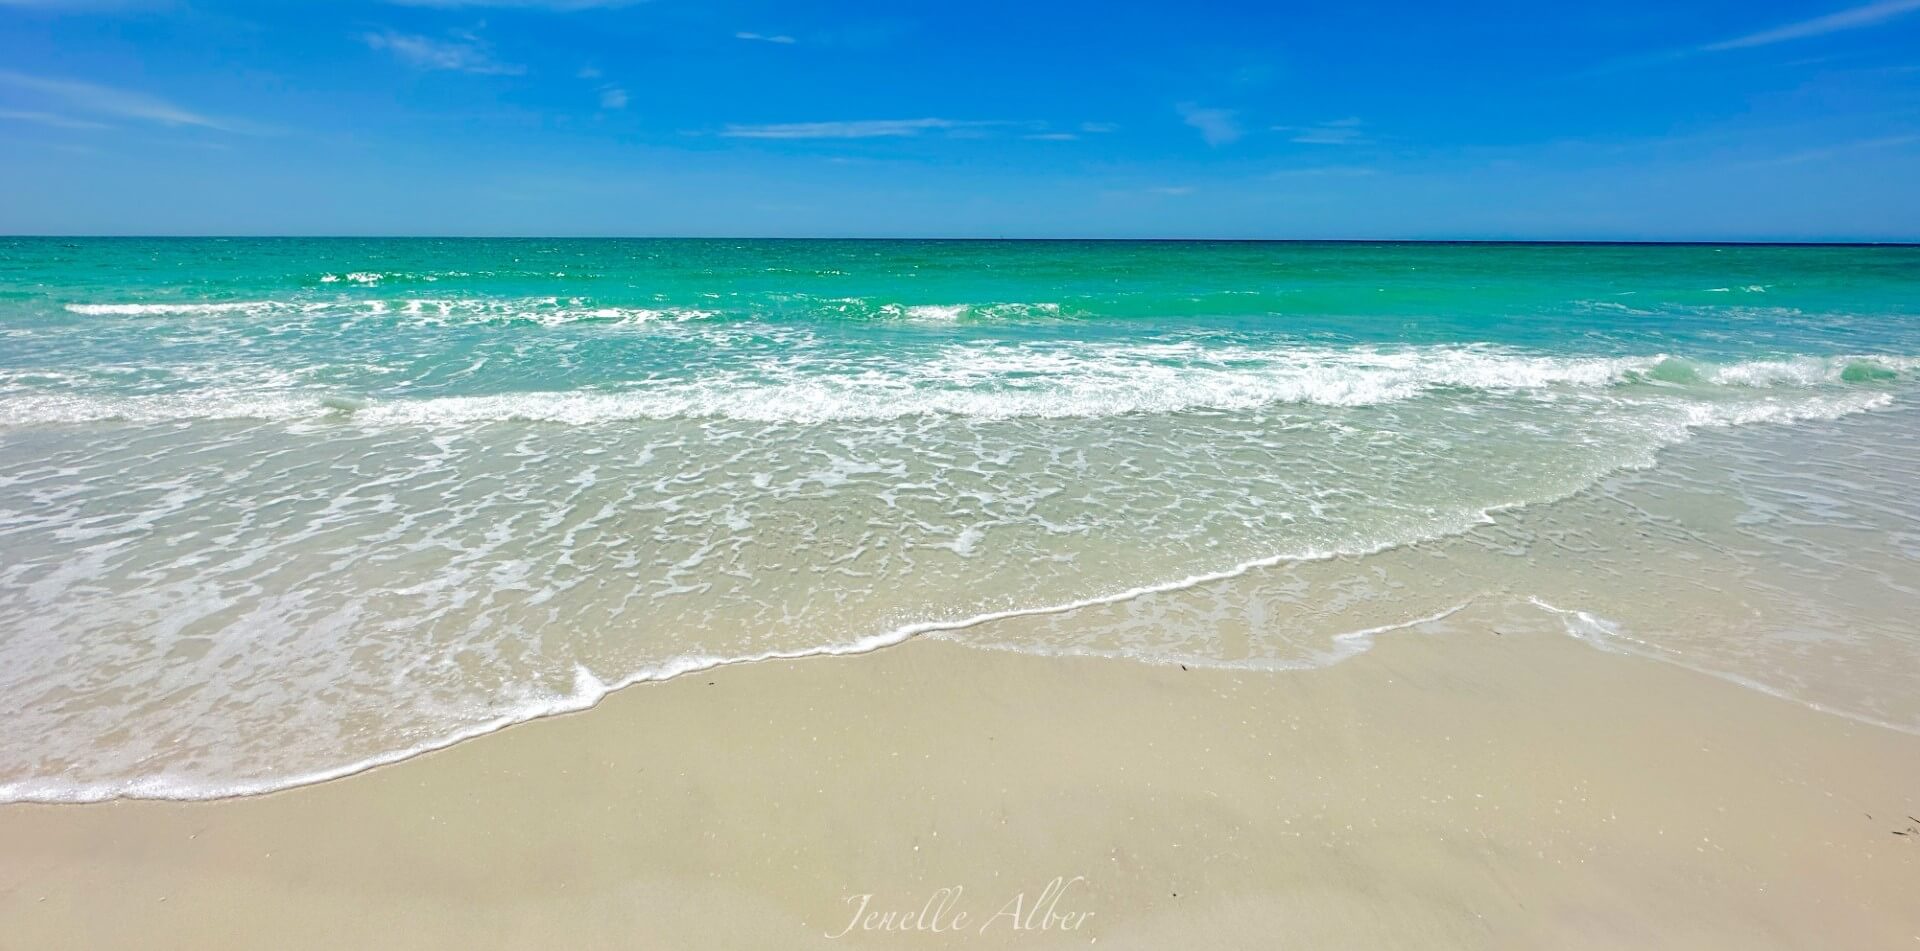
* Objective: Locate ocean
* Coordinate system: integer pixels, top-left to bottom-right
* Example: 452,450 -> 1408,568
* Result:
2,238 -> 1916,801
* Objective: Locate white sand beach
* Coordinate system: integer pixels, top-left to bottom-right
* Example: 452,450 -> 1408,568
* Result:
5,602 -> 1917,950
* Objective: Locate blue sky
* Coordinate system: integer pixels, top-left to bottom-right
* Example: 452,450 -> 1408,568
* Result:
2,0 -> 1918,239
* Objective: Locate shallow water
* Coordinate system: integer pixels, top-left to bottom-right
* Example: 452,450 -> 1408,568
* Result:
2,239 -> 1917,800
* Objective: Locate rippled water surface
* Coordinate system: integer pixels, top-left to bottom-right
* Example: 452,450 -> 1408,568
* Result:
2,239 -> 1917,800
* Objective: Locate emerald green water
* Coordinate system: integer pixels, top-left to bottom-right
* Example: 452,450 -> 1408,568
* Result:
1,239 -> 1916,800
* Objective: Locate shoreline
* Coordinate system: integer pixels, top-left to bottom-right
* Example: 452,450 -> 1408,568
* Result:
15,395 -> 1912,806
5,602 -> 1917,949
6,573 -> 1876,808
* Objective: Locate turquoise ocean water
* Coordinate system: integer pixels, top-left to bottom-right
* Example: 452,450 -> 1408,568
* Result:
2,239 -> 1917,800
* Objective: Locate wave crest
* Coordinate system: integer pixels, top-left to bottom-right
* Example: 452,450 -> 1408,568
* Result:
1,345 -> 1909,427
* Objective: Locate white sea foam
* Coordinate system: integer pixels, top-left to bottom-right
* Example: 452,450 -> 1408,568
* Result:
27,418 -> 1902,807
64,296 -> 719,327
377,297 -> 718,327
0,346 -> 1905,428
3,331 -> 1915,804
904,304 -> 970,321
0,388 -> 1907,803
65,301 -> 288,316
349,374 -> 1887,428
1707,355 -> 1919,386
891,302 -> 1065,321
0,534 -> 1456,803
3,386 -> 1905,805
809,299 -> 1066,321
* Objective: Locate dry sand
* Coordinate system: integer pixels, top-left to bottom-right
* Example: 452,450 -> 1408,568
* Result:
3,601 -> 1918,950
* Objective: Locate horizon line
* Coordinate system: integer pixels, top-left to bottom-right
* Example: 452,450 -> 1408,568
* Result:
4,235 -> 1919,247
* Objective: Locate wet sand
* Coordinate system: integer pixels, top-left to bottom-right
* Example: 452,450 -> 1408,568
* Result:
3,601 -> 1918,950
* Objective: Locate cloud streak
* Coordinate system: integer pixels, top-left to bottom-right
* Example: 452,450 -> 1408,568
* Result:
735,31 -> 797,44
1177,103 -> 1241,146
363,30 -> 523,75
719,118 -> 1002,139
0,0 -> 153,8
0,71 -> 243,131
0,108 -> 110,130
384,0 -> 644,9
1701,0 -> 1920,51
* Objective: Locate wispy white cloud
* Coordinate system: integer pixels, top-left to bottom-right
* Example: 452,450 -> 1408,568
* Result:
1148,185 -> 1195,196
0,108 -> 110,130
735,31 -> 797,44
363,29 -> 524,75
385,0 -> 645,9
1177,103 -> 1241,146
1079,121 -> 1119,133
0,0 -> 154,7
1586,0 -> 1920,74
719,118 -> 999,139
598,86 -> 628,109
576,65 -> 603,79
1702,0 -> 1920,51
1276,117 -> 1368,145
1024,132 -> 1078,141
0,70 -> 244,131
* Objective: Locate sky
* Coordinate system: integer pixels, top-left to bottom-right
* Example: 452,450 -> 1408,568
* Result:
1,0 -> 1918,240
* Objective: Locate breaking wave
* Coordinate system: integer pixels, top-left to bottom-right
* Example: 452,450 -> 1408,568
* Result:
3,344 -> 1909,427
